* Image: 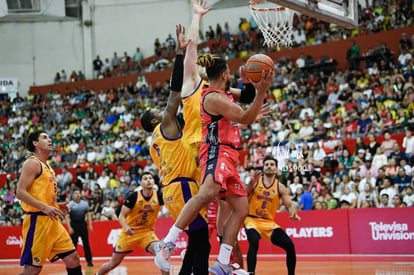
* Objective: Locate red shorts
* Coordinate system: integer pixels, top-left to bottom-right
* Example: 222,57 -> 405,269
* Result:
199,145 -> 247,199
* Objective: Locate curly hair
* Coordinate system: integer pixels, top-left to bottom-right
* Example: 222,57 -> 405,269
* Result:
196,53 -> 227,80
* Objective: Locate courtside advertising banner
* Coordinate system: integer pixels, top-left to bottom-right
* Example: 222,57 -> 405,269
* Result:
348,207 -> 414,254
278,209 -> 350,254
1,208 -> 413,259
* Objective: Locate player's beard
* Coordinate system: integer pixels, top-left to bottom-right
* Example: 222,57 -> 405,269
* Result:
225,78 -> 231,91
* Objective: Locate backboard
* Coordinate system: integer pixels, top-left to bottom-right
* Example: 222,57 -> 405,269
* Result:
269,0 -> 358,29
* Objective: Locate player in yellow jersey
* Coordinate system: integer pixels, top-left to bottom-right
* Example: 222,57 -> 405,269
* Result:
16,131 -> 82,275
245,155 -> 300,275
96,172 -> 168,274
140,17 -> 211,274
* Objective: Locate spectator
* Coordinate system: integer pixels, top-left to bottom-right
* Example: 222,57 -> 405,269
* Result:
133,47 -> 144,64
357,182 -> 379,208
367,134 -> 381,157
389,143 -> 407,166
100,199 -> 118,221
289,175 -> 303,197
394,168 -> 412,193
299,184 -> 313,210
381,131 -> 397,157
357,113 -> 372,137
379,177 -> 397,207
339,185 -> 357,208
339,149 -> 354,170
372,147 -> 388,171
311,142 -> 326,168
93,55 -> 103,78
378,193 -> 390,208
391,194 -> 403,207
111,52 -> 121,69
60,70 -> 67,83
403,186 -> 414,206
402,129 -> 414,163
324,192 -> 338,209
57,166 -> 73,190
165,33 -> 176,52
347,40 -> 360,71
399,32 -> 412,50
358,170 -> 376,194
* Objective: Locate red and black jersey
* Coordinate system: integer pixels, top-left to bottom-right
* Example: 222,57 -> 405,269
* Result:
200,87 -> 241,150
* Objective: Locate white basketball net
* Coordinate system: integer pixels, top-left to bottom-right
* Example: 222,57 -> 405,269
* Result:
249,0 -> 294,48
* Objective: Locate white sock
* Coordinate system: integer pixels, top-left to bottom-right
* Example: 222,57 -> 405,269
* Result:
164,224 -> 183,244
217,243 -> 233,265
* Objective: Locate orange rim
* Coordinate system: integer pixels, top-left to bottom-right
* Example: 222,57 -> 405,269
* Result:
249,0 -> 286,12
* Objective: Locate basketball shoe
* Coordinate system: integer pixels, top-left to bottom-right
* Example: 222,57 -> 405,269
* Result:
208,260 -> 233,275
231,263 -> 249,275
154,240 -> 175,272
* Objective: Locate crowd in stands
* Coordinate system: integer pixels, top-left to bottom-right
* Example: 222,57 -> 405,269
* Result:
1,1 -> 414,226
52,0 -> 414,83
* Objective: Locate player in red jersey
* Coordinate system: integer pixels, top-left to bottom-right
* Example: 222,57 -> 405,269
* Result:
155,53 -> 273,275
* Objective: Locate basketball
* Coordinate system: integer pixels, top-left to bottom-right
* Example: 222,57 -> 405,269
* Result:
244,54 -> 274,82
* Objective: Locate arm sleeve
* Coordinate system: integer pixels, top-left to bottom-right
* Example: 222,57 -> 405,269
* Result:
169,54 -> 184,92
123,191 -> 138,209
239,83 -> 256,104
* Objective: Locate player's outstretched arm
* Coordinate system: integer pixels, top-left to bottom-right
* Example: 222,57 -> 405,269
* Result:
162,24 -> 189,139
182,0 -> 211,98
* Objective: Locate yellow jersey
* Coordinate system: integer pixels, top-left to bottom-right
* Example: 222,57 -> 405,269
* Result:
21,155 -> 58,213
182,79 -> 208,148
248,176 -> 280,221
123,190 -> 160,231
150,124 -> 199,187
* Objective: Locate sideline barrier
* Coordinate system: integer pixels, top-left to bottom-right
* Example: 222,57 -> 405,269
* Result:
1,207 -> 413,260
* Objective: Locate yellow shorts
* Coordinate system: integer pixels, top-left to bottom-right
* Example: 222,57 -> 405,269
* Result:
163,178 -> 208,232
182,87 -> 202,148
21,213 -> 75,267
244,216 -> 280,242
115,229 -> 158,253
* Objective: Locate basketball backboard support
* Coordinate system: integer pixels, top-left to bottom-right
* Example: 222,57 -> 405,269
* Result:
268,0 -> 358,29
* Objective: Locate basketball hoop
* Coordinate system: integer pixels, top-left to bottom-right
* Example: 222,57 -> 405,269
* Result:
249,0 -> 294,48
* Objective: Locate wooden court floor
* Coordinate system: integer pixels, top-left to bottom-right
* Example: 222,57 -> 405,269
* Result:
1,255 -> 413,275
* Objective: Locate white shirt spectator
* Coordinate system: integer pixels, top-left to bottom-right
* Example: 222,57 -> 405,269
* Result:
97,175 -> 110,189
357,177 -> 376,193
313,148 -> 326,161
276,128 -> 290,143
293,30 -> 306,46
299,108 -> 314,121
87,150 -> 97,163
403,193 -> 414,207
340,192 -> 357,205
298,125 -> 314,140
100,122 -> 112,132
289,183 -> 303,196
398,52 -> 412,67
69,142 -> 79,153
402,135 -> 414,156
372,153 -> 388,170
113,138 -> 124,150
57,170 -> 73,188
98,93 -> 107,104
380,187 -> 397,207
